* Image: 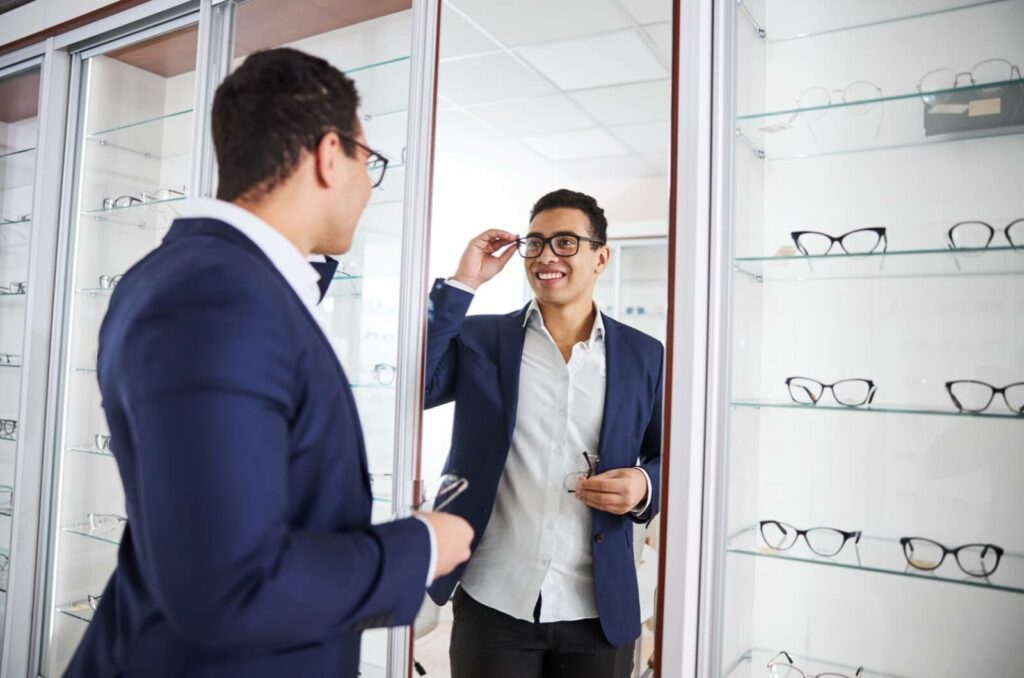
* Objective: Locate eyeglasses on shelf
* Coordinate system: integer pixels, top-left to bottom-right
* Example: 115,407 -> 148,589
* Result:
917,57 -> 1023,105
767,651 -> 863,678
0,353 -> 21,366
759,520 -> 862,558
101,186 -> 187,210
790,227 -> 887,256
0,418 -> 17,438
0,213 -> 30,224
1,281 -> 27,295
99,274 -> 124,290
95,434 -> 112,452
946,219 -> 1023,250
373,363 -> 397,386
785,377 -> 877,407
945,380 -> 1024,415
900,537 -> 1004,577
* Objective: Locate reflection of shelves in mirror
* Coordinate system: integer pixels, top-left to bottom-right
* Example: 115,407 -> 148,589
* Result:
0,359 -> 22,369
727,526 -> 1024,595
738,0 -> 1013,43
732,400 -> 1024,420
0,218 -> 32,249
325,274 -> 363,298
67,446 -> 114,459
71,367 -> 97,374
87,109 -> 193,159
350,383 -> 395,391
77,287 -> 116,297
0,146 -> 36,190
723,648 -> 905,678
81,196 -> 187,229
0,434 -> 16,444
57,599 -> 97,624
61,522 -> 124,546
736,79 -> 1024,160
735,246 -> 1024,281
0,506 -> 11,518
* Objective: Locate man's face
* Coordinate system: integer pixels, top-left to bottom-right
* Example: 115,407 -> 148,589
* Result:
319,122 -> 372,254
523,207 -> 609,307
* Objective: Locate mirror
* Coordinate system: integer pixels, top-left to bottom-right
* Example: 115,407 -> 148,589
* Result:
417,1 -> 673,676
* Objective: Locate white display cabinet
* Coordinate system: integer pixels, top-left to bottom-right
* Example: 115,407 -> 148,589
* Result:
709,1 -> 1024,676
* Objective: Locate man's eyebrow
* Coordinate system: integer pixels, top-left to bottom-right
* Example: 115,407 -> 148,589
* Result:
523,230 -> 584,238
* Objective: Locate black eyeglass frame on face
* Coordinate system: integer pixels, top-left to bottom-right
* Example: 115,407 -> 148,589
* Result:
785,377 -> 878,407
900,536 -> 1004,577
790,227 -> 888,256
759,520 -> 862,558
321,131 -> 390,189
945,380 -> 1024,415
767,650 -> 863,678
515,233 -> 607,259
946,219 -> 1023,250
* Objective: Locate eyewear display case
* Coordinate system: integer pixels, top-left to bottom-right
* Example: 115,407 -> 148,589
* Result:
702,0 -> 1024,676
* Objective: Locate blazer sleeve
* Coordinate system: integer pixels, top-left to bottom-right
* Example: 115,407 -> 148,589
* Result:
116,271 -> 431,650
424,278 -> 474,409
632,342 -> 664,524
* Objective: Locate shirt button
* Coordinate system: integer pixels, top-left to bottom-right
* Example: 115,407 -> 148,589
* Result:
594,533 -> 604,544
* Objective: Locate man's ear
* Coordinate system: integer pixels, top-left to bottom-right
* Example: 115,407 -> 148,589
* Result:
595,244 -> 611,274
313,131 -> 340,189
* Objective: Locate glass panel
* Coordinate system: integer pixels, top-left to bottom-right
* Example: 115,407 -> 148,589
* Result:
226,1 -> 414,674
0,63 -> 40,656
419,0 -> 673,675
41,22 -> 199,676
717,0 -> 1024,675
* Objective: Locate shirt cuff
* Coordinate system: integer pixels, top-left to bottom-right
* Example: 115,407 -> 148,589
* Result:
630,467 -> 652,516
445,278 -> 477,295
412,515 -> 438,587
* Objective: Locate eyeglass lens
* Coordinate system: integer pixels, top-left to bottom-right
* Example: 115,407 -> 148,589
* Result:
517,235 -> 588,258
791,228 -> 885,255
760,521 -> 855,557
786,378 -> 874,407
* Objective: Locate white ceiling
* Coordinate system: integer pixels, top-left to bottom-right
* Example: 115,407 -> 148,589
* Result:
436,0 -> 673,183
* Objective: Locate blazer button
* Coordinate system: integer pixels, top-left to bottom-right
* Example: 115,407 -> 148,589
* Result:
594,533 -> 604,544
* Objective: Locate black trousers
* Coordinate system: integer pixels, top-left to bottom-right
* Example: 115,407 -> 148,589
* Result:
449,588 -> 634,678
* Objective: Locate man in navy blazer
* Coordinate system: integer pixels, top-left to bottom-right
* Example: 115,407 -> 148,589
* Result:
424,189 -> 663,678
65,48 -> 472,678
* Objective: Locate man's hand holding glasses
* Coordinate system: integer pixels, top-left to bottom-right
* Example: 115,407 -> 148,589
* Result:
572,454 -> 649,515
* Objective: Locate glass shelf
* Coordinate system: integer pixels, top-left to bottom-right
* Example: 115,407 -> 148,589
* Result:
735,246 -> 1024,281
67,446 -> 114,459
0,360 -> 22,369
88,109 -> 193,160
0,146 -> 36,190
77,287 -> 117,297
71,367 -> 96,374
81,196 -> 187,229
740,0 -> 1013,44
0,434 -> 16,443
347,55 -> 409,75
731,400 -> 1024,420
61,522 -> 124,546
724,648 -> 903,678
0,507 -> 11,518
57,599 -> 97,624
736,79 -> 1024,160
727,526 -> 1024,595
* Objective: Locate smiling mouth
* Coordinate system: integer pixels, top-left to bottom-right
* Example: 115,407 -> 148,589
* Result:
535,271 -> 566,281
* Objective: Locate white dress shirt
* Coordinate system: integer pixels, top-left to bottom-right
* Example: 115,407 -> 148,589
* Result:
173,199 -> 437,585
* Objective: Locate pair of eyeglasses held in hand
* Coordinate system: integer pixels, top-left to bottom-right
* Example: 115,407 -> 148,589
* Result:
515,234 -> 606,259
414,474 -> 469,512
564,452 -> 599,493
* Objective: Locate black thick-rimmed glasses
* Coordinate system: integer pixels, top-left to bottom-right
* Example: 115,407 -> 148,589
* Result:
900,537 -> 1004,577
785,377 -> 877,407
767,651 -> 863,678
946,219 -> 1023,250
759,520 -> 862,557
515,233 -> 606,259
334,133 -> 389,188
0,418 -> 16,438
945,380 -> 1024,415
790,227 -> 887,256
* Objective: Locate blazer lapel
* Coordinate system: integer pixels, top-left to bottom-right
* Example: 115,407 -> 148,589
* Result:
597,317 -> 623,469
497,306 -> 529,446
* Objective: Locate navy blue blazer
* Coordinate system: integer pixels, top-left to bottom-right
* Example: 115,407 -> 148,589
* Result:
423,279 -> 663,648
65,218 -> 431,678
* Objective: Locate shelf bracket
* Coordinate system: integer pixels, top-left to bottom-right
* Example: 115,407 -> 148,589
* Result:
736,0 -> 766,39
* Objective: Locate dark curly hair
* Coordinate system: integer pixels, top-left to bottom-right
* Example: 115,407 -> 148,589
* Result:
529,189 -> 608,248
212,47 -> 361,202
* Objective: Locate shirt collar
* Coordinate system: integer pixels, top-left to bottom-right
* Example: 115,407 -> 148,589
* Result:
524,299 -> 606,343
176,198 -> 323,313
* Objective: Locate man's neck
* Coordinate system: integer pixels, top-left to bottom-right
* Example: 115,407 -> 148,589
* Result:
537,295 -> 597,348
232,193 -> 314,256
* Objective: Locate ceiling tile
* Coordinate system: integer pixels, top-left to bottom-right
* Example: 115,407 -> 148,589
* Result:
522,128 -> 630,160
448,0 -> 630,47
642,151 -> 671,174
438,51 -> 556,106
554,154 -> 660,181
465,94 -> 593,136
618,0 -> 673,25
439,6 -> 502,59
569,79 -> 671,126
610,120 -> 670,154
515,30 -> 667,91
643,22 -> 672,64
